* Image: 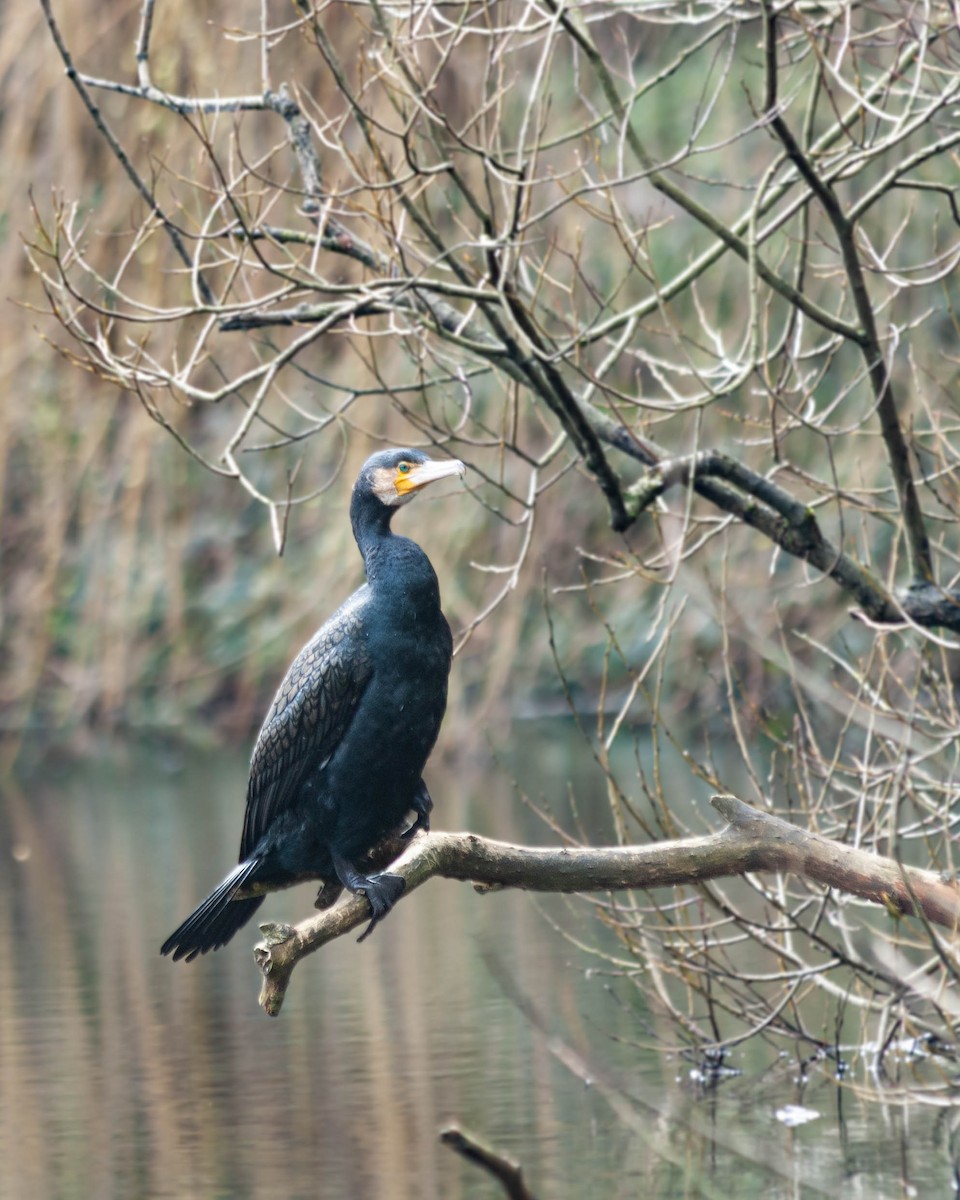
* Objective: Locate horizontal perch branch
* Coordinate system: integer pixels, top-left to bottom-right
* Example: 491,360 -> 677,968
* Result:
253,795 -> 960,1016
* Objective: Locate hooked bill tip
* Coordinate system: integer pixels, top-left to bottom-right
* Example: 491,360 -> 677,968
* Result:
404,457 -> 466,491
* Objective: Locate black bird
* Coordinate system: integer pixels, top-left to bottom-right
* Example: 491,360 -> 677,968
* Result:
161,447 -> 465,961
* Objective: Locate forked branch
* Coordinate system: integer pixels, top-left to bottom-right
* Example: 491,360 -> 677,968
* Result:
34,2 -> 960,629
253,795 -> 960,1016
624,447 -> 960,629
759,0 -> 933,585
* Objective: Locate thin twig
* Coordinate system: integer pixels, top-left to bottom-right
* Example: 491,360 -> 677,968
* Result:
38,0 -> 216,306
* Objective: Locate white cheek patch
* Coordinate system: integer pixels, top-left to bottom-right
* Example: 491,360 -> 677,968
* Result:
371,467 -> 405,507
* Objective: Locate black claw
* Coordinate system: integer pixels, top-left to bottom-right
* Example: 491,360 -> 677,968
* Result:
403,780 -> 433,837
356,872 -> 406,942
403,810 -> 430,838
331,850 -> 407,942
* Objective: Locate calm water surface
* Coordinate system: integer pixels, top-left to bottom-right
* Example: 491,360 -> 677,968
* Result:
3,730 -> 959,1198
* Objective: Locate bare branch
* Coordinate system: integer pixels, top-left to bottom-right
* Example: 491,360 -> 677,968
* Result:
623,446 -> 960,629
543,0 -> 866,345
759,0 -> 933,584
253,796 -> 960,1016
37,0 -> 216,306
440,1125 -> 538,1200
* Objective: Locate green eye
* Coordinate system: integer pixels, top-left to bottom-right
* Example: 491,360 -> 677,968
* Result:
398,462 -> 410,473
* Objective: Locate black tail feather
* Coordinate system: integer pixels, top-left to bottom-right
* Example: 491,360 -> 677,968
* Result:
161,860 -> 265,962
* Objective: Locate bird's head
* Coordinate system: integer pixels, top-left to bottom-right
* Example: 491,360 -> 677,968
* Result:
359,448 -> 466,508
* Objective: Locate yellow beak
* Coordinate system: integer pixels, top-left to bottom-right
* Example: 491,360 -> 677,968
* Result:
396,457 -> 466,496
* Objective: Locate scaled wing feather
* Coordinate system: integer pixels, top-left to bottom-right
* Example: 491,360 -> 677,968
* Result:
240,588 -> 373,858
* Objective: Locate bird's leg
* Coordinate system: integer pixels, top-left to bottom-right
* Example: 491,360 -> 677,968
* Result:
403,779 -> 433,838
330,849 -> 406,942
314,877 -> 344,910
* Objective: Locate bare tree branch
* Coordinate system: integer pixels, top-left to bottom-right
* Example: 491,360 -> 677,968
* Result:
252,796 -> 960,1016
624,446 -> 960,628
759,0 -> 933,585
440,1125 -> 538,1200
37,0 -> 216,306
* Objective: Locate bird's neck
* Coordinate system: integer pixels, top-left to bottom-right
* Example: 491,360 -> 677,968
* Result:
351,493 -> 393,562
351,501 -> 436,596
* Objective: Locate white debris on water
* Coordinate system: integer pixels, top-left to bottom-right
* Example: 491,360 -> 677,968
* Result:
775,1105 -> 820,1127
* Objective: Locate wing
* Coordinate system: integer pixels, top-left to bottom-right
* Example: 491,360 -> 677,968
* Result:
240,585 -> 373,859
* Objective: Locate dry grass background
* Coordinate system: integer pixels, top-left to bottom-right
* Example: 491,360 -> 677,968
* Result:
0,2 -> 501,737
4,0 -> 959,766
0,3 -> 696,748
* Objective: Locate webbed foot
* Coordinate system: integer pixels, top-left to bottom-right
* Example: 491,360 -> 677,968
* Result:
331,850 -> 407,942
355,872 -> 406,942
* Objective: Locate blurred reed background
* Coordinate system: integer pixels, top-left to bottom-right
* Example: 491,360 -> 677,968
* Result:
5,1 -> 956,753
0,0 -> 641,751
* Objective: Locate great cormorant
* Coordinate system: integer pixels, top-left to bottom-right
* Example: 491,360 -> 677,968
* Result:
161,448 -> 465,961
